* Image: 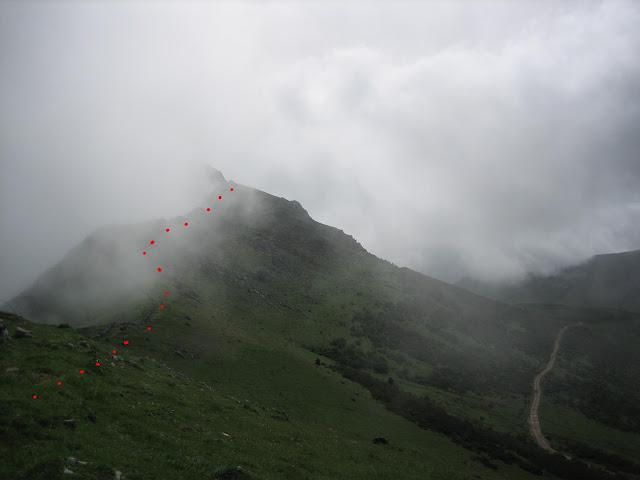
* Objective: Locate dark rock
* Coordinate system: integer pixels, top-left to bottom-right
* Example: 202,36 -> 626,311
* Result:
80,341 -> 89,348
88,411 -> 97,423
0,323 -> 8,344
212,465 -> 251,479
127,361 -> 144,371
64,419 -> 75,428
180,426 -> 193,432
15,327 -> 33,338
372,437 -> 388,445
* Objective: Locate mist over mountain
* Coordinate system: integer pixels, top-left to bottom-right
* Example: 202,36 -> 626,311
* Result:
3,2 -> 640,303
2,3 -> 640,479
4,169 -> 640,478
457,249 -> 640,314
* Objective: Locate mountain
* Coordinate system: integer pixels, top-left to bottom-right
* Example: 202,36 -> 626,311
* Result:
456,249 -> 640,313
3,169 -> 640,479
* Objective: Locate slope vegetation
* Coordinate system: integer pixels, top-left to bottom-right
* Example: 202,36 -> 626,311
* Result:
7,175 -> 640,479
457,249 -> 640,313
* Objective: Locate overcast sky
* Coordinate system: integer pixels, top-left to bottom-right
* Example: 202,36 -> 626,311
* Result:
2,2 -> 640,303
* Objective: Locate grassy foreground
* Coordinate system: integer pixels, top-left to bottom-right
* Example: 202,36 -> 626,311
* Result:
0,311 -> 526,480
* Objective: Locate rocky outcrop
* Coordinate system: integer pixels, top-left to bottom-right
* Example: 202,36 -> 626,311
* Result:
0,321 -> 8,344
14,327 -> 33,338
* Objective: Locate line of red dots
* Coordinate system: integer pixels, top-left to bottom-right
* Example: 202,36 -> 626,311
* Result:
32,187 -> 234,399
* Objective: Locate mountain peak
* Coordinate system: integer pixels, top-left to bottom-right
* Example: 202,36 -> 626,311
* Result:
206,165 -> 227,185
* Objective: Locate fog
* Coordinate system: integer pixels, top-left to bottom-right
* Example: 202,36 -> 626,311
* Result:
2,2 -> 640,303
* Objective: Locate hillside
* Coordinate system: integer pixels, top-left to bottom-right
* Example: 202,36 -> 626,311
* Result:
456,249 -> 640,313
4,169 -> 640,479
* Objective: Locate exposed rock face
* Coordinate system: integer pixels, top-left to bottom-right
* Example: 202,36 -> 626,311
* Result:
14,327 -> 33,338
289,199 -> 309,217
207,166 -> 227,184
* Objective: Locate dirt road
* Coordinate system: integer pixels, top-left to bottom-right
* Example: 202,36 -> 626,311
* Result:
529,323 -> 582,453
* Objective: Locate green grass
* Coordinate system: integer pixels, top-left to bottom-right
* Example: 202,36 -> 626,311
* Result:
1,311 -> 520,480
7,185 -> 640,479
539,400 -> 640,460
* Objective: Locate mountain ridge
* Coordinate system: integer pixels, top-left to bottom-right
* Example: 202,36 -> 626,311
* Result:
456,248 -> 640,313
4,168 -> 640,479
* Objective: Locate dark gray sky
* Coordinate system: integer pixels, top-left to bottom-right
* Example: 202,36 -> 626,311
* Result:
2,2 -> 640,302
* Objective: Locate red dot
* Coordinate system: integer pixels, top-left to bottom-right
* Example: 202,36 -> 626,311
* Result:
165,291 -> 168,295
150,240 -> 155,244
80,370 -> 85,374
147,327 -> 151,331
96,363 -> 100,367
230,188 -> 234,191
206,208 -> 210,211
158,267 -> 162,272
112,350 -> 116,354
160,305 -> 164,309
33,395 -> 37,399
123,341 -> 129,345
166,228 -> 170,232
184,222 -> 188,226
58,382 -> 62,386
143,252 -> 146,255
218,196 -> 222,199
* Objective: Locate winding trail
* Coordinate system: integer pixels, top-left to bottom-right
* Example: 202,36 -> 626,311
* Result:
529,322 -> 582,454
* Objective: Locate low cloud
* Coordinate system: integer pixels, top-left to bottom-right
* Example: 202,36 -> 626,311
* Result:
1,2 -> 639,301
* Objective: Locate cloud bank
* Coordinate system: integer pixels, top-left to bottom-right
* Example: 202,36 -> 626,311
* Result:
1,2 -> 639,301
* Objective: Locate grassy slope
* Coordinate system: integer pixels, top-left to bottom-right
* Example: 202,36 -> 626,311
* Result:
6,183 -> 640,478
456,249 -> 640,314
0,311 -> 527,480
529,307 -> 640,463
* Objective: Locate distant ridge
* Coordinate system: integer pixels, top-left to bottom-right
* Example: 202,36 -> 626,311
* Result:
456,249 -> 640,313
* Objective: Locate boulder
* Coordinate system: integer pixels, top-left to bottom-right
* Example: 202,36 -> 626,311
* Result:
5,367 -> 19,374
0,323 -> 8,344
14,327 -> 33,338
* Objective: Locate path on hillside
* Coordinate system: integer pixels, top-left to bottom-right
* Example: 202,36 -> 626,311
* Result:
529,322 -> 582,454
